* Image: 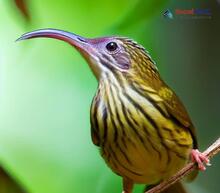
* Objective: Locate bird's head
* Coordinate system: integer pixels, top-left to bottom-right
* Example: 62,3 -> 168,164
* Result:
17,29 -> 158,85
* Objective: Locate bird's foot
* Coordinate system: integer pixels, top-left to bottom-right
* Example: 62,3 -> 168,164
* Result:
191,149 -> 211,171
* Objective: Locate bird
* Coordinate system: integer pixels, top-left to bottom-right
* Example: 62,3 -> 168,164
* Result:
17,29 -> 210,193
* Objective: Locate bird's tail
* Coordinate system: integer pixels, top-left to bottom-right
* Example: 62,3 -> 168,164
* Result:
161,181 -> 187,193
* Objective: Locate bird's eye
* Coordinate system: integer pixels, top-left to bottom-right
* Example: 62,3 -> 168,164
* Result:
106,42 -> 118,52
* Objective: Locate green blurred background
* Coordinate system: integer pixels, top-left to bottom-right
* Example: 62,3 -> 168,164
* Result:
0,0 -> 219,193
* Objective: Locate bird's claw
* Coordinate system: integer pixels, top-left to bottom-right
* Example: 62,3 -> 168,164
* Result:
191,149 -> 210,171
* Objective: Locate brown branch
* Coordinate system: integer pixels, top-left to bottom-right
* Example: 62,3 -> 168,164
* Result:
146,137 -> 220,193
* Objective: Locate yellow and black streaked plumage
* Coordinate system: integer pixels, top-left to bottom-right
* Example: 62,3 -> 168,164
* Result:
17,29 -> 209,193
90,37 -> 197,186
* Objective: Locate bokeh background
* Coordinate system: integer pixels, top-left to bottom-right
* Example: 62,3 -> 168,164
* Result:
0,0 -> 219,193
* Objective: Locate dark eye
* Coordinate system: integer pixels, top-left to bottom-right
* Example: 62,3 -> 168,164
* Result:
106,42 -> 118,52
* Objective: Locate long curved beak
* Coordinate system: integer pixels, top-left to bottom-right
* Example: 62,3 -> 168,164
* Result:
17,28 -> 102,79
16,28 -> 91,54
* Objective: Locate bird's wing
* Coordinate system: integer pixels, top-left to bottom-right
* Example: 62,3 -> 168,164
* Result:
157,85 -> 198,148
147,83 -> 199,180
138,79 -> 198,149
0,166 -> 28,193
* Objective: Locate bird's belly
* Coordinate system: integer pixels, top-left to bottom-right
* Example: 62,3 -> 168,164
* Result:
101,135 -> 191,184
91,84 -> 193,184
